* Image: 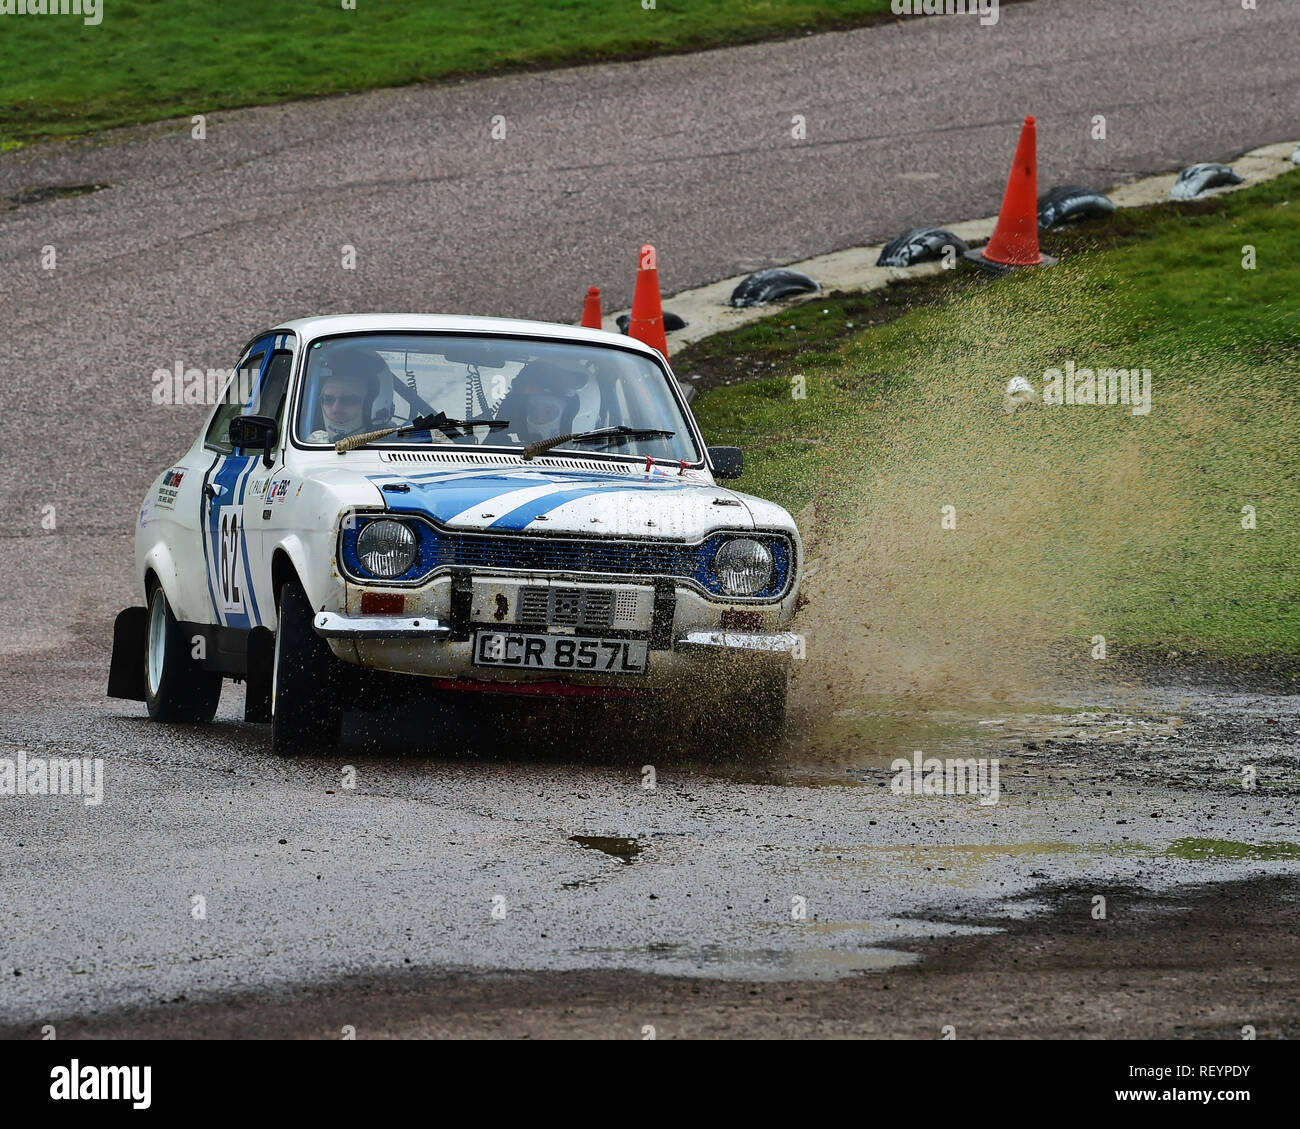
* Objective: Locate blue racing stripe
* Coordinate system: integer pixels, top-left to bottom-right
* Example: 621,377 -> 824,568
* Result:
374,469 -> 693,526
236,464 -> 261,627
207,455 -> 258,629
487,483 -> 668,530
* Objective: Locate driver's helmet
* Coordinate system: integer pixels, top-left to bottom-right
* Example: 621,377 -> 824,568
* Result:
498,359 -> 598,444
316,347 -> 395,438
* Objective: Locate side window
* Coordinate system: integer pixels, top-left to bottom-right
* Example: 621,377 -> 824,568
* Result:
205,351 -> 265,454
251,351 -> 293,429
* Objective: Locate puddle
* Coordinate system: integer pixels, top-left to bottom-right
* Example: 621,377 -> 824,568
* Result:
1166,838 -> 1300,862
570,835 -> 644,863
575,942 -> 920,980
805,920 -> 875,933
785,693 -> 1192,790
824,841 -> 1154,887
874,842 -> 1080,881
797,774 -> 870,788
800,706 -> 989,762
5,183 -> 109,209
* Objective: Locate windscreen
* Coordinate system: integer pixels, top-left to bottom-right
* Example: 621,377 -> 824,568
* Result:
296,333 -> 699,463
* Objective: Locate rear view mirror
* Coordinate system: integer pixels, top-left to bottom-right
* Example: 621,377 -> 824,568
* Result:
440,340 -> 511,368
709,446 -> 743,480
229,414 -> 279,467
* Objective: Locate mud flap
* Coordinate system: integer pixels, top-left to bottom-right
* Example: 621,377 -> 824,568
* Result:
449,568 -> 473,642
650,579 -> 676,649
244,625 -> 274,723
107,606 -> 148,701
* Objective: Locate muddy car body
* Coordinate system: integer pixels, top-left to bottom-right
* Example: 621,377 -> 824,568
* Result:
110,314 -> 802,752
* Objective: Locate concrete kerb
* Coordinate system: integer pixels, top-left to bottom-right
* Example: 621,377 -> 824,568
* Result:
603,141 -> 1300,356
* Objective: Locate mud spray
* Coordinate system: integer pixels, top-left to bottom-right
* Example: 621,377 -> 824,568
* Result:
786,260 -> 1295,735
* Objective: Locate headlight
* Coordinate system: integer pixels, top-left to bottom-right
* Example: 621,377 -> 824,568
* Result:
357,520 -> 417,578
712,538 -> 773,596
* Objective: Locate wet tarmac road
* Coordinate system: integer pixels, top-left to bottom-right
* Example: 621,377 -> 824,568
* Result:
2,638 -> 1296,1031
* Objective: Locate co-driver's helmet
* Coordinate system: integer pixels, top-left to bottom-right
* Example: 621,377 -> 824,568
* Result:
498,359 -> 596,444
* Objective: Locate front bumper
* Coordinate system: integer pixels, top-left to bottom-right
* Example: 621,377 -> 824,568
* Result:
675,630 -> 802,654
314,573 -> 799,690
314,612 -> 451,640
314,611 -> 798,655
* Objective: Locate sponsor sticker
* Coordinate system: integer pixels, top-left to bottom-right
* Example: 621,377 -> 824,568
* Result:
155,469 -> 184,509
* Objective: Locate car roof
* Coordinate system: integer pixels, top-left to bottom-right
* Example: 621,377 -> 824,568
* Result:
269,313 -> 664,360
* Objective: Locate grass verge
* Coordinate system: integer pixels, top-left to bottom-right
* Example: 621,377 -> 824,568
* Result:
685,175 -> 1300,670
0,1 -> 903,145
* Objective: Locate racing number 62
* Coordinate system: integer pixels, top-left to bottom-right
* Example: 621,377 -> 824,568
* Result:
219,509 -> 243,612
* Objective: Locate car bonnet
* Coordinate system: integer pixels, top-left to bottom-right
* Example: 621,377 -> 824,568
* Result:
368,465 -> 754,540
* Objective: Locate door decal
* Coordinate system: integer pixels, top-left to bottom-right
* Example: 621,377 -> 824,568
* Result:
217,505 -> 245,614
203,457 -> 262,629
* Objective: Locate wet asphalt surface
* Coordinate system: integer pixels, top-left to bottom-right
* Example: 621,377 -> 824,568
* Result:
1,0 -> 1299,1035
1,642 -> 1296,1034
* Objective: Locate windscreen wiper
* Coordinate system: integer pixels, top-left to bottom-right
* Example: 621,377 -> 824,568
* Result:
336,412 -> 509,453
521,425 -> 674,461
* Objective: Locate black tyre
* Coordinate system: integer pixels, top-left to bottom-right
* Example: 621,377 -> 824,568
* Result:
271,579 -> 344,755
732,668 -> 789,756
143,584 -> 222,723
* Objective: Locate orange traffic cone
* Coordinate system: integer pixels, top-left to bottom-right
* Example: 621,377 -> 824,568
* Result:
965,116 -> 1057,272
627,244 -> 669,358
580,286 -> 603,329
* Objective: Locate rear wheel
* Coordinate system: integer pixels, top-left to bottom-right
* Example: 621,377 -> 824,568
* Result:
143,584 -> 222,723
271,579 -> 344,755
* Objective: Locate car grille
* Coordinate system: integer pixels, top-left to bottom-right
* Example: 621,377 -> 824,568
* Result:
519,586 -> 615,628
614,590 -> 639,620
428,532 -> 700,579
343,520 -> 792,600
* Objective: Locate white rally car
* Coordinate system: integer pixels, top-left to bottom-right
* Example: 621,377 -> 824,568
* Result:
110,314 -> 802,753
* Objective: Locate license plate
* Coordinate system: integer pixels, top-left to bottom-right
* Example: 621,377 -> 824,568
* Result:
472,631 -> 649,674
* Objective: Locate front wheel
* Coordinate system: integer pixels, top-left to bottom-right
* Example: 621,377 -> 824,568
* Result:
143,584 -> 222,723
735,669 -> 789,755
693,666 -> 788,760
271,579 -> 344,755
